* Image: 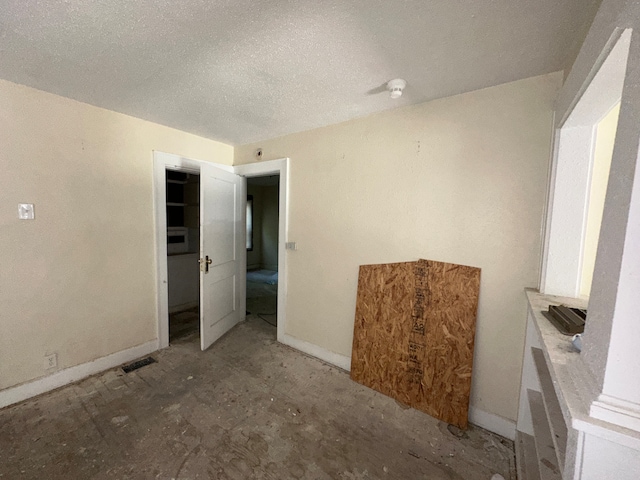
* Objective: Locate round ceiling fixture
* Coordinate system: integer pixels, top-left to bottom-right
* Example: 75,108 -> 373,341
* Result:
387,78 -> 407,99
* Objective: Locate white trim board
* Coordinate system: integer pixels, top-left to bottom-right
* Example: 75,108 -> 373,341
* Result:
468,406 -> 517,441
0,340 -> 157,410
234,158 -> 290,344
540,29 -> 631,297
590,394 -> 640,435
152,151 -> 234,349
281,334 -> 352,371
1,328 -> 515,442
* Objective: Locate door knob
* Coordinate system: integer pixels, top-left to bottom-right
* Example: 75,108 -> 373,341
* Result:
199,255 -> 213,273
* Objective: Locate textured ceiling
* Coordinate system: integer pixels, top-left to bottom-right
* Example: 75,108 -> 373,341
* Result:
0,0 -> 600,145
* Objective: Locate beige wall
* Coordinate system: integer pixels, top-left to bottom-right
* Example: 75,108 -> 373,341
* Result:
0,79 -> 233,391
580,102 -> 620,297
235,72 -> 561,421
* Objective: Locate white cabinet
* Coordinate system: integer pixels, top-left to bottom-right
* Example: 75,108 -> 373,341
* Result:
516,290 -> 640,479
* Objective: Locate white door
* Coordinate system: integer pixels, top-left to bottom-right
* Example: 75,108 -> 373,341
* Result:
199,163 -> 244,351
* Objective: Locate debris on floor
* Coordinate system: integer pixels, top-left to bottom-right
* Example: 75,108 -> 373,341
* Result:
0,315 -> 514,479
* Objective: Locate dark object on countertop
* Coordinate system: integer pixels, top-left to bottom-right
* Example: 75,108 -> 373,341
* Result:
542,305 -> 587,335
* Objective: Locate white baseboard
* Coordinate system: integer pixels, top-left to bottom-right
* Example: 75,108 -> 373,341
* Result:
281,334 -> 351,371
469,406 -> 516,440
0,340 -> 158,410
279,334 -> 515,440
169,301 -> 199,314
1,335 -> 517,442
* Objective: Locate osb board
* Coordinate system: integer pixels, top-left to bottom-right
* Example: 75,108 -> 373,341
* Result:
350,259 -> 481,429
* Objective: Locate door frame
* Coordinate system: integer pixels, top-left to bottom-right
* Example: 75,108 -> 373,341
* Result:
235,158 -> 289,343
153,152 -> 289,348
152,151 -> 234,349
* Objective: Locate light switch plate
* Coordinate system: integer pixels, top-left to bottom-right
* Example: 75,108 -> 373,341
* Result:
18,203 -> 35,220
285,242 -> 297,250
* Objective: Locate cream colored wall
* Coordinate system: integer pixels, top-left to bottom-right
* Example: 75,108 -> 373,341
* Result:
235,72 -> 561,421
580,103 -> 620,297
0,79 -> 233,391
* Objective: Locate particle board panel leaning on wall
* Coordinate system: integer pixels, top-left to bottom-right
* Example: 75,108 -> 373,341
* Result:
234,73 -> 560,427
351,259 -> 481,429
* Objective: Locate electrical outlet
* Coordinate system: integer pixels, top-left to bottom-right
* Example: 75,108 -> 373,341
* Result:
44,353 -> 57,370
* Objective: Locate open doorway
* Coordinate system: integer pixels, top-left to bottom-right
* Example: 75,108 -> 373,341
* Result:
155,153 -> 289,350
245,175 -> 280,332
166,169 -> 201,343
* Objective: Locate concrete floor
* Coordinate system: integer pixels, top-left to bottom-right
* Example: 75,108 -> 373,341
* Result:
168,276 -> 278,342
246,280 -> 278,328
0,315 -> 515,479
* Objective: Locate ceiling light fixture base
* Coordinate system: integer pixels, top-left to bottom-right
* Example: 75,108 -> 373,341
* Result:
387,78 -> 407,99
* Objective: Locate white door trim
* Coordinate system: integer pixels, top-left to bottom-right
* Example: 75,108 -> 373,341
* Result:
234,158 -> 289,343
152,151 -> 233,349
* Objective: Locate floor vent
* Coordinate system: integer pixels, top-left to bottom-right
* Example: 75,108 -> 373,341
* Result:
122,357 -> 156,373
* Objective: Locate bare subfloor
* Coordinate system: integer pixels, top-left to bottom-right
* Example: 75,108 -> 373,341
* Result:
0,317 -> 515,479
170,307 -> 199,342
